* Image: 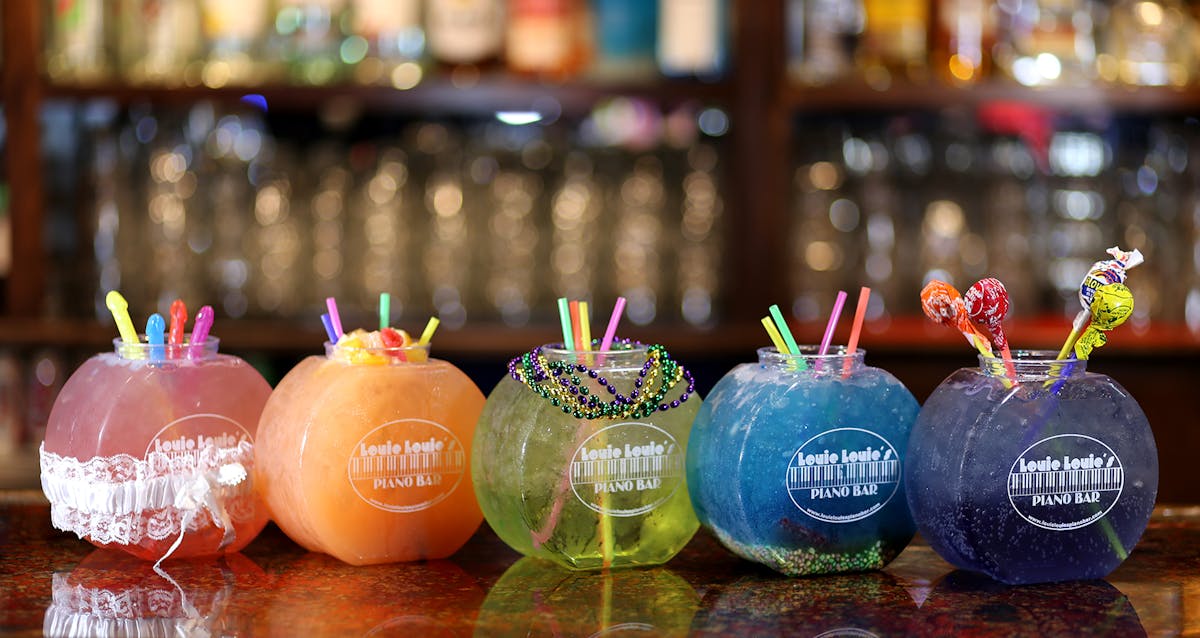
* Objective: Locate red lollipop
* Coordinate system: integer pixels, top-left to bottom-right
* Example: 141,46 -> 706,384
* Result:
964,278 -> 1015,377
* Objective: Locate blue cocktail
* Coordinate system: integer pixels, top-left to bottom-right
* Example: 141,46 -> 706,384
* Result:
687,347 -> 919,576
906,351 -> 1158,584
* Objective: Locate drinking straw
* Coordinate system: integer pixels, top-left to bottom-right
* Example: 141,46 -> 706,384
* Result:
843,287 -> 871,377
768,304 -> 801,359
189,306 -> 215,358
379,292 -> 391,331
325,297 -> 343,339
557,297 -> 575,350
760,316 -> 790,355
321,313 -> 339,344
570,300 -> 584,352
105,291 -> 140,345
579,301 -> 593,351
146,314 -> 165,361
819,291 -> 848,355
599,296 -> 626,352
418,317 -> 440,345
168,299 -> 187,348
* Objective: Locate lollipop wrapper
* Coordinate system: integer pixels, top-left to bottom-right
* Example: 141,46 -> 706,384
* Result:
1079,247 -> 1143,310
1073,328 -> 1108,360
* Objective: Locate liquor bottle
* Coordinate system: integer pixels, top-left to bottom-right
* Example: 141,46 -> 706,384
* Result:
993,0 -> 1098,86
506,0 -> 589,79
274,0 -> 350,85
657,0 -> 727,78
787,0 -> 863,85
200,0 -> 272,85
118,0 -> 202,85
931,0 -> 996,85
859,0 -> 929,83
425,0 -> 506,76
45,0 -> 113,83
590,0 -> 657,80
1102,0 -> 1192,86
348,0 -> 425,86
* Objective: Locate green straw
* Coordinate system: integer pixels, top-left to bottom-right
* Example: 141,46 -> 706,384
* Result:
557,297 -> 575,350
379,292 -> 390,330
769,304 -> 807,371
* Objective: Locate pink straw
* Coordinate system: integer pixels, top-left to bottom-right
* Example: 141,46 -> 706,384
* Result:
599,297 -> 626,352
325,297 -> 343,339
189,306 -> 214,358
819,290 -> 848,355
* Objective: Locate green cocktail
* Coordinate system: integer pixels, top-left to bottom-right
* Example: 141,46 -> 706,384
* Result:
472,343 -> 701,570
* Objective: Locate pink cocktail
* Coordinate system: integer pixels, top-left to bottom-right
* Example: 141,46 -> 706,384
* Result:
40,337 -> 271,561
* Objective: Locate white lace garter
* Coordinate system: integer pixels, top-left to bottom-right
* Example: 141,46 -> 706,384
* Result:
39,440 -> 257,552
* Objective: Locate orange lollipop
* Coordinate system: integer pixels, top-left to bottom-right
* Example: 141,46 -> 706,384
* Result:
920,280 -> 994,356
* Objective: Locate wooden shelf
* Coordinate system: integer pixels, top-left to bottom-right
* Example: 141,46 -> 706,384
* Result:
3,316 -> 1196,357
785,78 -> 1200,114
41,75 -> 733,116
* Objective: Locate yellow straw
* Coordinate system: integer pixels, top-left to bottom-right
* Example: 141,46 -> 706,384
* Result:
761,316 -> 790,354
579,301 -> 593,350
105,291 -> 140,344
417,317 -> 440,345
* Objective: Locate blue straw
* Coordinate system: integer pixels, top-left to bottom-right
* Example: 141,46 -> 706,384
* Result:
146,313 -> 165,361
321,313 -> 339,344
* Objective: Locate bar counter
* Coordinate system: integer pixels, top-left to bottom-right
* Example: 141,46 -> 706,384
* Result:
2,492 -> 1196,636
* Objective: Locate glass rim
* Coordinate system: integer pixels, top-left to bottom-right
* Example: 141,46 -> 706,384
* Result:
757,345 -> 866,360
540,342 -> 648,357
112,335 -> 219,358
324,340 -> 432,358
977,349 -> 1088,378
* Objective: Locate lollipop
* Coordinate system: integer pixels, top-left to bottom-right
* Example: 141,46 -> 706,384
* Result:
920,280 -> 993,356
1074,283 -> 1134,360
964,278 -> 1016,377
1058,246 -> 1144,359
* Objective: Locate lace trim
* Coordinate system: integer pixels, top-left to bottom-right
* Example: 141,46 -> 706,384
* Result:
45,572 -> 230,638
40,441 -> 256,547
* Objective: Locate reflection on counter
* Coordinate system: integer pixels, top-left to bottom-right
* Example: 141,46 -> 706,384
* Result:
2,500 -> 1196,637
476,557 -> 699,636
45,550 -> 267,637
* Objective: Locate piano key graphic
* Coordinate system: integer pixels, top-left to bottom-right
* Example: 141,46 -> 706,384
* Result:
349,449 -> 467,481
1007,467 -> 1124,497
570,454 -> 684,485
786,460 -> 900,491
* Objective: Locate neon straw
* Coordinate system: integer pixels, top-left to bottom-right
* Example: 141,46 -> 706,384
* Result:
325,297 -> 343,339
820,291 -> 848,355
599,297 -> 626,352
168,299 -> 187,347
579,301 -> 593,351
570,300 -> 584,352
146,314 -> 165,361
843,287 -> 871,377
768,304 -> 801,359
189,305 -> 214,358
557,297 -> 575,350
105,291 -> 140,345
379,292 -> 391,331
321,313 -> 339,345
418,317 -> 440,345
761,316 -> 790,355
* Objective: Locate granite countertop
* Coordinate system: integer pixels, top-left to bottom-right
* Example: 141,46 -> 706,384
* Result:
1,491 -> 1196,637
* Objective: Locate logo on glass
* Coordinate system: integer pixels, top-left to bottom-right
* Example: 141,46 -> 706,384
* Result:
786,427 -> 901,523
570,422 -> 684,517
1008,434 -> 1124,531
348,419 -> 467,513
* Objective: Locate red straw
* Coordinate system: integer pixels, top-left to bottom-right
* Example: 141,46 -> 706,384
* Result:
569,300 -> 584,352
843,287 -> 871,377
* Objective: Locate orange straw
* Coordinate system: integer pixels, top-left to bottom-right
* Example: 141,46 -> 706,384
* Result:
843,287 -> 871,377
569,300 -> 584,352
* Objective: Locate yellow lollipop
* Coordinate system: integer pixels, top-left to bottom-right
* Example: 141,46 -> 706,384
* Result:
1073,283 -> 1134,360
105,291 -> 140,344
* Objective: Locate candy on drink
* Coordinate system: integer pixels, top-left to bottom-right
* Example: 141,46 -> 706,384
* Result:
907,281 -> 1157,584
920,280 -> 993,356
687,302 -> 919,576
472,299 -> 701,570
255,310 -> 485,566
40,294 -> 271,562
